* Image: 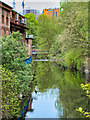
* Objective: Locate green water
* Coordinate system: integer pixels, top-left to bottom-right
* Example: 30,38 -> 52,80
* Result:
26,61 -> 89,118
2,61 -> 89,119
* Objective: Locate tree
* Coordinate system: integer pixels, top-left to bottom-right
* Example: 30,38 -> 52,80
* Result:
50,2 -> 89,70
24,13 -> 39,46
2,31 -> 33,96
76,83 -> 90,118
2,67 -> 21,118
37,14 -> 59,53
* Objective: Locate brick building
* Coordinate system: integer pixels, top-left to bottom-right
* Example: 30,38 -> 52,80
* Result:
0,1 -> 29,43
43,8 -> 60,19
0,1 -> 12,36
10,10 -> 29,43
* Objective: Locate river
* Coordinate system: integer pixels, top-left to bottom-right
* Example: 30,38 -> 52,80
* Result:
25,61 -> 89,119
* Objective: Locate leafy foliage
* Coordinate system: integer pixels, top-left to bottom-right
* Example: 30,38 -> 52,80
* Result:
2,67 -> 21,118
76,83 -> 90,118
37,14 -> 59,52
24,13 -> 39,46
50,2 -> 89,70
2,31 -> 33,95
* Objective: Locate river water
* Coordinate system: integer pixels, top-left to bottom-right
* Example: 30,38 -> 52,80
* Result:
25,61 -> 89,119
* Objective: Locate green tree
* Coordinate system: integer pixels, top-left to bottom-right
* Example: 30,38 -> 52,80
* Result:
37,14 -> 59,52
2,31 -> 33,96
2,67 -> 21,118
50,2 -> 89,70
24,13 -> 39,46
76,83 -> 90,118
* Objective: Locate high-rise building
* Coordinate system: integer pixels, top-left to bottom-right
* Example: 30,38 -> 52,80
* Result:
42,8 -> 60,19
24,8 -> 40,19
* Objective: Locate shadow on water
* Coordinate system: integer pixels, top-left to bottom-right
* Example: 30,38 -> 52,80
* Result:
2,61 -> 90,119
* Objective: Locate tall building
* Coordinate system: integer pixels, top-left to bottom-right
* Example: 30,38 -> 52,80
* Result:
43,8 -> 60,19
24,8 -> 40,19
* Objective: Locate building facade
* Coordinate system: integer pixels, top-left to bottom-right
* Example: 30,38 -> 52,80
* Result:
0,1 -> 12,36
0,1 -> 29,43
24,8 -> 40,19
43,8 -> 60,19
10,10 -> 28,43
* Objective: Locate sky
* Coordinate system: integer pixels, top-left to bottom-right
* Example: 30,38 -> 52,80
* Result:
1,0 -> 60,13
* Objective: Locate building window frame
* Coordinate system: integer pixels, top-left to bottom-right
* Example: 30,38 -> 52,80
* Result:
6,16 -> 8,25
2,15 -> 4,24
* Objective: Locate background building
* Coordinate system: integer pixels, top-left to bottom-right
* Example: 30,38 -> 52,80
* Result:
43,8 -> 60,19
24,8 -> 40,19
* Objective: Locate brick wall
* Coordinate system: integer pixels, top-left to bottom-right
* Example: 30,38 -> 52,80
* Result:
0,6 -> 11,36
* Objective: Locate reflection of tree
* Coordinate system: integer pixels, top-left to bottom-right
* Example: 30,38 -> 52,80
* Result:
33,61 -> 89,118
52,68 -> 88,118
33,61 -> 58,92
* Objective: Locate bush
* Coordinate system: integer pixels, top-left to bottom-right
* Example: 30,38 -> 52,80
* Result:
2,31 -> 33,95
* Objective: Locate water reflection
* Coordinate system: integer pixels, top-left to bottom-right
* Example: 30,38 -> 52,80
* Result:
26,61 -> 89,118
26,89 -> 60,118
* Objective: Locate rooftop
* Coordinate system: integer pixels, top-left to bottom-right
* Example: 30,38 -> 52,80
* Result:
0,1 -> 13,9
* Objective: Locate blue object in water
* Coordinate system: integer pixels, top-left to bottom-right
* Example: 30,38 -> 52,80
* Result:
23,56 -> 32,64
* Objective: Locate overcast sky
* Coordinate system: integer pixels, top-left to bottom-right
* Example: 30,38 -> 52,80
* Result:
1,0 -> 60,13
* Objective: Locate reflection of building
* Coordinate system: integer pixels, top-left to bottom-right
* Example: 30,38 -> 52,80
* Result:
0,1 -> 29,43
24,8 -> 40,19
43,8 -> 60,18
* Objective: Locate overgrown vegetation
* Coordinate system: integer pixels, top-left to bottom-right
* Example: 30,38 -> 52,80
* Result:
1,31 -> 33,118
37,14 -> 59,52
49,2 -> 89,70
2,31 -> 33,95
76,83 -> 90,118
2,67 -> 21,118
29,2 -> 89,70
24,13 -> 39,46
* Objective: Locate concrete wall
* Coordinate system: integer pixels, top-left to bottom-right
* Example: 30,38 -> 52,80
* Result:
26,38 -> 32,56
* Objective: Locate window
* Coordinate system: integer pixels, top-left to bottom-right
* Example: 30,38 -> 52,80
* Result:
25,18 -> 27,25
15,14 -> 19,21
11,12 -> 12,19
2,15 -> 4,24
2,9 -> 4,15
6,12 -> 8,17
19,17 -> 22,24
6,17 -> 8,25
2,9 -> 4,24
56,12 -> 57,17
22,18 -> 24,24
12,13 -> 15,20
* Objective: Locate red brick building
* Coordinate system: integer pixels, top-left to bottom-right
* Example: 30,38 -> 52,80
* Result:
0,1 -> 29,43
0,1 -> 12,36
